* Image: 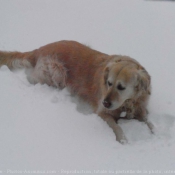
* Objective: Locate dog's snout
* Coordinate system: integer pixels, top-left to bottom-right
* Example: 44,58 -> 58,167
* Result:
103,100 -> 111,108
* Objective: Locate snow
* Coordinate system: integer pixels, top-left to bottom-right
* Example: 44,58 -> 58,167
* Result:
0,0 -> 175,174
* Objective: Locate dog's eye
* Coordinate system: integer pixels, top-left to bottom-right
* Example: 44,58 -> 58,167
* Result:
117,84 -> 125,90
107,81 -> 112,86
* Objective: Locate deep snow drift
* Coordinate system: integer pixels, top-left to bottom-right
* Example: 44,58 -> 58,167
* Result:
0,0 -> 175,174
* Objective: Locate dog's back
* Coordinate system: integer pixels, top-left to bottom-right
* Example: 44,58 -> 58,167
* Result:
0,41 -> 109,107
0,40 -> 104,68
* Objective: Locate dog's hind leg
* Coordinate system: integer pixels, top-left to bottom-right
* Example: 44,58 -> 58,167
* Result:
27,55 -> 67,89
47,56 -> 67,89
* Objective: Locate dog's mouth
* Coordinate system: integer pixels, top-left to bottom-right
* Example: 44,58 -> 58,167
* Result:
102,100 -> 112,109
102,100 -> 124,110
102,101 -> 117,110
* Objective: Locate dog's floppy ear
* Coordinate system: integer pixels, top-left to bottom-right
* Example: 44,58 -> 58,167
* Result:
136,67 -> 151,94
104,67 -> 109,84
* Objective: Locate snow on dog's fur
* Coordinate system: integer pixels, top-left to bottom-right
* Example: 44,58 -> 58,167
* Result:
0,40 -> 154,143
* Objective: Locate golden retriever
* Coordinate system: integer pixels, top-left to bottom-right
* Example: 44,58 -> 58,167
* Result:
0,40 -> 154,143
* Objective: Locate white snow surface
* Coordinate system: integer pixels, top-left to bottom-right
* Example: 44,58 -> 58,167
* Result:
0,0 -> 175,174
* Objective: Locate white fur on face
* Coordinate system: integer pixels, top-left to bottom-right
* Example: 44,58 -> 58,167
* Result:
108,84 -> 134,110
116,80 -> 135,100
104,71 -> 136,110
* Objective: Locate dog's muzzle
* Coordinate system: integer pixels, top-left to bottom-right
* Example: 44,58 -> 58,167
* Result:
102,100 -> 111,108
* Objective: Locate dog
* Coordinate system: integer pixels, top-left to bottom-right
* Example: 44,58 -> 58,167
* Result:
0,40 -> 154,143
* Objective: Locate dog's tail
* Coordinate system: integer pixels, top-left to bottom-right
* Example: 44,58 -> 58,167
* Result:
0,51 -> 34,70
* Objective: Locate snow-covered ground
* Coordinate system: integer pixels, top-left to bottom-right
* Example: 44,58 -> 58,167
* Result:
0,0 -> 175,174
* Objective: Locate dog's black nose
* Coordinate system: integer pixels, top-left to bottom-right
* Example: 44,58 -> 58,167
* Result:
103,100 -> 111,108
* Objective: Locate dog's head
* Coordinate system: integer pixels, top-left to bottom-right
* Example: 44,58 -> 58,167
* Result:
102,57 -> 151,110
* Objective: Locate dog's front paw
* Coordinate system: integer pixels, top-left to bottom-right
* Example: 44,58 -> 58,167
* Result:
119,138 -> 128,144
146,121 -> 155,134
116,134 -> 128,144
